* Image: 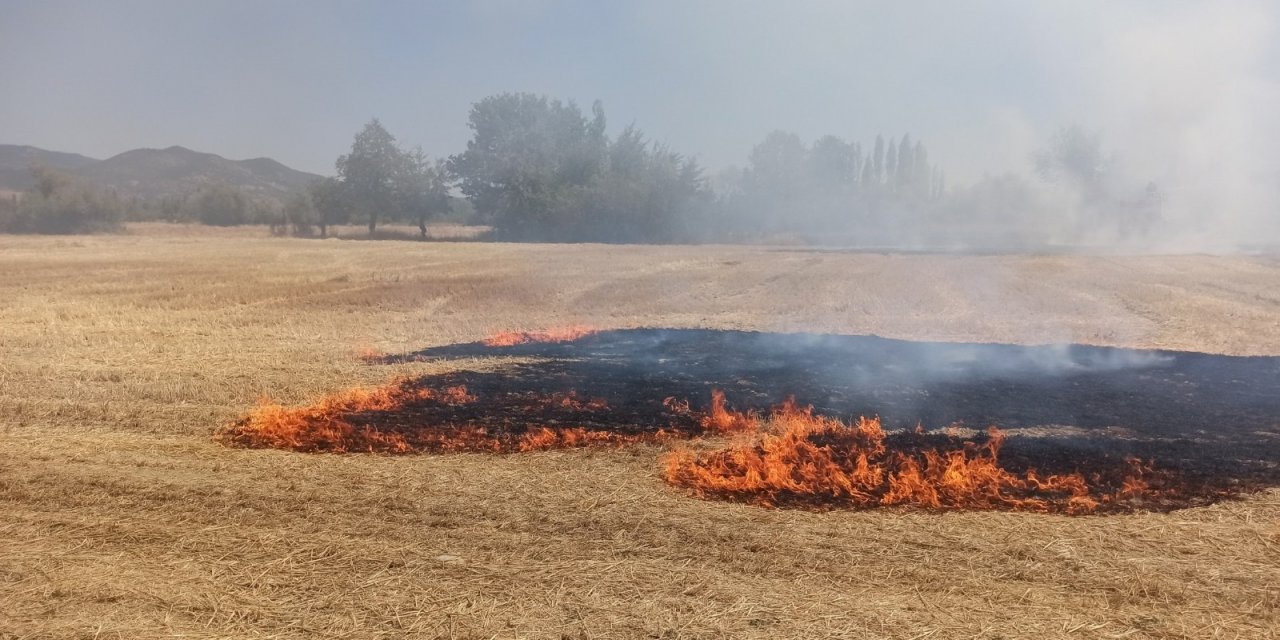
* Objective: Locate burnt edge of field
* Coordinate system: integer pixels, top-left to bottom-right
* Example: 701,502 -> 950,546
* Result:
362,328 -> 1280,510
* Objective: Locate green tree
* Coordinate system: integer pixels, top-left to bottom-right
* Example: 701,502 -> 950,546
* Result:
913,141 -> 931,197
872,135 -> 886,186
31,165 -> 71,199
808,135 -> 857,189
885,138 -> 898,192
588,127 -> 706,242
398,149 -> 451,238
185,182 -> 249,226
282,190 -> 318,236
336,119 -> 405,234
744,131 -> 808,201
447,93 -> 607,239
307,177 -> 349,238
895,134 -> 913,191
4,167 -> 124,234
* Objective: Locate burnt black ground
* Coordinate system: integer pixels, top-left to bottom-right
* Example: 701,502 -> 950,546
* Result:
368,328 -> 1280,505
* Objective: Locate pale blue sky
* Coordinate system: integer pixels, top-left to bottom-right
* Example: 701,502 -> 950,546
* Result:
2,0 -> 1277,184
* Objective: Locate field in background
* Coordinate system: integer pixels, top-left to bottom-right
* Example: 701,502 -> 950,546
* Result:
1,231 -> 1277,638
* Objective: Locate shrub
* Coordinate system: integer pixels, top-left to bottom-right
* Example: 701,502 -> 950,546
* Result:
1,170 -> 124,234
185,182 -> 250,226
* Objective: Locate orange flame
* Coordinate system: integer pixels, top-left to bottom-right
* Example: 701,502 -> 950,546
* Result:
517,426 -> 674,451
699,389 -> 758,434
550,390 -> 610,411
217,380 -> 475,453
482,325 -> 598,347
218,381 -> 1212,514
216,379 -> 667,454
663,397 -> 1153,514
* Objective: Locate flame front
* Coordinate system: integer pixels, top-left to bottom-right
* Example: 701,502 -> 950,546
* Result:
218,381 -> 477,453
216,379 -> 674,454
219,381 -> 1210,514
482,325 -> 598,347
663,397 -> 1152,514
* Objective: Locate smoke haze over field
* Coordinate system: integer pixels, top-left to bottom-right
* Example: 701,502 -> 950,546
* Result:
1,0 -> 1278,248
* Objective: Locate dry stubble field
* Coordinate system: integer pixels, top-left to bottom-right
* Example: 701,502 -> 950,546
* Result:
1,228 -> 1278,639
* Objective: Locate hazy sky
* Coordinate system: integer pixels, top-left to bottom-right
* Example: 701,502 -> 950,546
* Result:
3,0 -> 1278,189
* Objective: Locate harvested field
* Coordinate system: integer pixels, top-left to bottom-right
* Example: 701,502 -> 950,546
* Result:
1,229 -> 1278,638
227,329 -> 1279,513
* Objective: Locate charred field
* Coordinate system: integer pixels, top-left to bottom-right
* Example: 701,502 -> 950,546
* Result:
226,328 -> 1280,514
2,232 -> 1279,638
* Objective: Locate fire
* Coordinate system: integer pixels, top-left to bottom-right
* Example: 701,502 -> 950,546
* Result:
663,396 -> 1155,514
550,390 -> 610,411
216,379 -> 671,454
699,388 -> 758,434
482,325 -> 598,347
219,379 -> 1232,514
217,380 -> 476,453
517,426 -> 675,451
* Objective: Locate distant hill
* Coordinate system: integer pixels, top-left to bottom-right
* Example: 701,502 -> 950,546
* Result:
0,144 -> 322,203
0,145 -> 99,190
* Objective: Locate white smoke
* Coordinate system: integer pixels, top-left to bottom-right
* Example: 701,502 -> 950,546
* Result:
1085,1 -> 1280,251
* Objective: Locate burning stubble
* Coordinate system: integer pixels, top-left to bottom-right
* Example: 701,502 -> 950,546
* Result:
217,328 -> 1276,515
663,393 -> 1160,515
481,325 -> 599,347
217,379 -> 681,454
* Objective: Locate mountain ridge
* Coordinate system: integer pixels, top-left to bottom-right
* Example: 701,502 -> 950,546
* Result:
0,143 -> 322,202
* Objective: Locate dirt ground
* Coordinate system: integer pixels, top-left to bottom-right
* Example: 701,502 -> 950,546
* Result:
1,229 -> 1277,639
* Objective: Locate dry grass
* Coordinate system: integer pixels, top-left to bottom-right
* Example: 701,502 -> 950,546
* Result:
124,221 -> 491,241
0,228 -> 1277,638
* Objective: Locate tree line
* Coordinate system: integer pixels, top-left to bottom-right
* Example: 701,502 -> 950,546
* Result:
289,94 -> 953,243
0,167 -> 125,234
282,94 -> 708,242
3,92 -> 1164,246
0,172 -> 297,234
293,93 -> 1158,246
709,131 -> 946,242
